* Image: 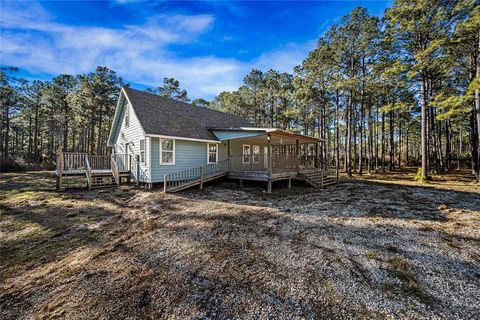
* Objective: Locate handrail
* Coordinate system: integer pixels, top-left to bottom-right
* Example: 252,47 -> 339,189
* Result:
56,147 -> 63,176
299,158 -> 323,188
129,155 -> 150,186
111,155 -> 120,186
164,159 -> 229,192
85,155 -> 93,190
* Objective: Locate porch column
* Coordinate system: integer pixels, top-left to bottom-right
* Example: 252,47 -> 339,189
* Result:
267,133 -> 272,175
315,142 -> 319,168
295,139 -> 299,172
227,140 -> 230,170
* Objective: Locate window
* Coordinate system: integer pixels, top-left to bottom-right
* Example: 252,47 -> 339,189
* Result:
207,143 -> 218,163
252,145 -> 260,163
139,139 -> 145,164
160,138 -> 175,165
124,104 -> 130,128
242,145 -> 251,164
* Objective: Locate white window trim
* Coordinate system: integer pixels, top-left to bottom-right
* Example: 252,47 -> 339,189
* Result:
252,145 -> 260,164
242,144 -> 251,164
139,139 -> 145,164
207,143 -> 218,164
159,138 -> 175,165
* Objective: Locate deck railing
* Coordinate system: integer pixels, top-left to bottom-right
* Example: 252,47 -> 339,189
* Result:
228,154 -> 300,173
57,152 -> 88,174
129,154 -> 150,185
85,155 -> 93,190
111,156 -> 120,186
87,155 -> 111,170
271,154 -> 299,173
164,159 -> 228,192
56,151 -> 113,174
112,154 -> 130,172
228,154 -> 268,172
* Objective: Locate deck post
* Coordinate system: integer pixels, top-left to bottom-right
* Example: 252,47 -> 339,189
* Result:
267,180 -> 272,193
267,134 -> 272,175
56,147 -> 63,190
199,166 -> 203,190
315,143 -> 319,168
227,140 -> 230,170
295,139 -> 299,173
287,178 -> 291,189
239,179 -> 243,188
163,175 -> 167,192
136,155 -> 140,185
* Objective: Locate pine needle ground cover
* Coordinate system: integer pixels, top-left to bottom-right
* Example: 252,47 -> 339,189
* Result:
0,171 -> 479,319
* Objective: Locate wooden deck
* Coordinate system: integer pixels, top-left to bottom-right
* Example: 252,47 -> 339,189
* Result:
55,149 -> 149,190
164,155 -> 338,193
56,149 -> 338,193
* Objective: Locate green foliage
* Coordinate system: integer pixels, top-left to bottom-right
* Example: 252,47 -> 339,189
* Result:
155,77 -> 189,102
2,0 -> 479,176
414,168 -> 431,183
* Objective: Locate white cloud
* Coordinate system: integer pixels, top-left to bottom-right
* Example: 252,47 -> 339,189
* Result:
0,1 -> 314,99
253,41 -> 317,73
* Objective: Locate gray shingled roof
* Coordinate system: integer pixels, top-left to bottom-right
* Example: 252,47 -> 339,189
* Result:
123,87 -> 252,141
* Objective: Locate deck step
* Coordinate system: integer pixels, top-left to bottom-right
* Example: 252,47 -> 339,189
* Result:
303,166 -> 338,188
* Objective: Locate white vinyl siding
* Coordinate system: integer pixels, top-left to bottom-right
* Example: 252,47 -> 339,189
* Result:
111,98 -> 149,180
125,104 -> 130,128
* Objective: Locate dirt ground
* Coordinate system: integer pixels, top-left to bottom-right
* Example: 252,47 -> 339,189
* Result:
0,170 -> 479,319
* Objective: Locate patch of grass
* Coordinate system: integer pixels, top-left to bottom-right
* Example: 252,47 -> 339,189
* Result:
438,203 -> 448,211
418,224 -> 435,232
365,250 -> 381,260
413,168 -> 431,183
386,256 -> 432,304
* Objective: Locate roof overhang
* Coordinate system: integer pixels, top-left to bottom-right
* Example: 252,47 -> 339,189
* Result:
208,127 -> 325,143
107,88 -> 128,147
146,133 -> 220,144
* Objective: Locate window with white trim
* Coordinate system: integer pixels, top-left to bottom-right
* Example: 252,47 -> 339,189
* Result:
252,145 -> 260,163
160,138 -> 175,165
124,104 -> 130,128
139,139 -> 145,164
207,143 -> 218,163
242,145 -> 251,164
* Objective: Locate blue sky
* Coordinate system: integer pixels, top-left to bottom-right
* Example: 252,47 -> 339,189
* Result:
1,0 -> 391,99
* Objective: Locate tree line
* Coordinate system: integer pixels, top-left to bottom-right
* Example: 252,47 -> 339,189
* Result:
211,0 -> 479,180
1,0 -> 479,180
0,67 -> 196,171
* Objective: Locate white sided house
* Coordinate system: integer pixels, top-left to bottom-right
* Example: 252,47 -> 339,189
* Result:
55,87 -> 337,192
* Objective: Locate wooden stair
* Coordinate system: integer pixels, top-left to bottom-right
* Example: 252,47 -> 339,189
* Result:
166,171 -> 228,193
299,163 -> 338,189
89,171 -> 117,189
164,159 -> 229,193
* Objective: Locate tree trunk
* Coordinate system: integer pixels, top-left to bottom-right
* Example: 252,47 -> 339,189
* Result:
381,110 -> 386,172
389,107 -> 394,171
420,75 -> 429,180
475,31 -> 480,179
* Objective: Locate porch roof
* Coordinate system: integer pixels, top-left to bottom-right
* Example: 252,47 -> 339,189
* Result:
209,127 -> 324,144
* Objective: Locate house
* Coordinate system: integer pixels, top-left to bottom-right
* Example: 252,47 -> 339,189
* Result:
55,87 -> 337,192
